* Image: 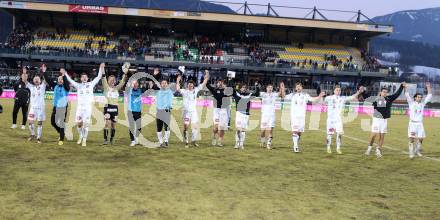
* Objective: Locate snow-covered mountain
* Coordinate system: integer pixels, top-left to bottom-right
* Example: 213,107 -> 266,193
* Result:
373,7 -> 440,45
411,66 -> 440,78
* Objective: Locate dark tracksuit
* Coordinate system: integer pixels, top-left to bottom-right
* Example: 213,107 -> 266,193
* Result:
12,80 -> 30,125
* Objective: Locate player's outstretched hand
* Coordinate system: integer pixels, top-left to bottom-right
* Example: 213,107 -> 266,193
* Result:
426,82 -> 431,89
319,91 -> 326,97
60,68 -> 66,76
279,82 -> 285,89
100,63 -> 106,70
153,68 -> 160,76
204,70 -> 209,78
359,86 -> 365,93
40,64 -> 47,73
176,74 -> 182,82
122,62 -> 130,74
402,82 -> 407,88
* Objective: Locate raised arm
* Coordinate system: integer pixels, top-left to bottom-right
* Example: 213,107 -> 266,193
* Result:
404,84 -> 413,104
64,70 -> 79,89
388,82 -> 405,102
90,63 -> 105,87
424,82 -> 433,104
91,63 -> 105,87
310,91 -> 325,103
149,68 -> 162,90
25,80 -> 33,89
199,70 -> 210,89
278,82 -> 286,98
175,74 -> 182,93
115,73 -> 127,91
41,64 -> 54,88
101,70 -> 108,92
60,68 -> 70,91
206,82 -> 215,94
346,86 -> 365,102
252,83 -> 261,97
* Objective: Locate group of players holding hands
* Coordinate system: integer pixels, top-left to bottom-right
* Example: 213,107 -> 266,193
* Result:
10,62 -> 433,159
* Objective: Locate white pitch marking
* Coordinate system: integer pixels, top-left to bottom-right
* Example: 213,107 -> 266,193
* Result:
340,132 -> 440,163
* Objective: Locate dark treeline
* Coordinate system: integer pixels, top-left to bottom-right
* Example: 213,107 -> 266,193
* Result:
371,37 -> 440,68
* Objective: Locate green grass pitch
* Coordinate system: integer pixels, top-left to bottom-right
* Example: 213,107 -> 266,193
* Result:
0,99 -> 440,219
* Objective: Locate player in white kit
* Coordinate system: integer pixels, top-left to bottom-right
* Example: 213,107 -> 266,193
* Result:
324,85 -> 364,154
64,63 -> 104,146
405,82 -> 432,159
259,82 -> 285,150
26,65 -> 48,143
176,69 -> 209,148
284,82 -> 324,153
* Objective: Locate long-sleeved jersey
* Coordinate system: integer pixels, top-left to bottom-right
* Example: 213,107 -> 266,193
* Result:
260,92 -> 279,116
233,87 -> 260,115
372,85 -> 403,119
406,92 -> 432,122
64,69 -> 103,107
325,94 -> 357,121
180,86 -> 202,112
102,74 -> 126,106
285,92 -> 313,118
26,82 -> 46,109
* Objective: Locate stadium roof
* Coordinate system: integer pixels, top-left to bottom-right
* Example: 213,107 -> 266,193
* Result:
0,0 -> 393,35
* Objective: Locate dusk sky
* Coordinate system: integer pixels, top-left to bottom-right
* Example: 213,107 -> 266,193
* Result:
217,0 -> 440,20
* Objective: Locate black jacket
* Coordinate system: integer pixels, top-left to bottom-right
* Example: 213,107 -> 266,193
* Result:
206,81 -> 234,109
13,80 -> 30,105
372,85 -> 404,119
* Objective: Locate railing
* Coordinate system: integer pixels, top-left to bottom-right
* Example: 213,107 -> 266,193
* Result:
0,47 -> 375,74
14,0 -> 389,26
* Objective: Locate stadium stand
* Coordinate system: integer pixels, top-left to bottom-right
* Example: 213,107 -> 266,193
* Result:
1,20 -> 370,72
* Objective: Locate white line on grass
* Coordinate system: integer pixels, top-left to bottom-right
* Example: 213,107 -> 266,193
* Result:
339,132 -> 440,163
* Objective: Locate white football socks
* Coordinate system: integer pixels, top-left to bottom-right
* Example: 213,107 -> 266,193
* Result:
336,134 -> 342,150
409,142 -> 414,158
326,134 -> 332,149
165,131 -> 170,143
416,142 -> 422,153
240,131 -> 246,147
29,123 -> 35,136
292,134 -> 299,149
37,125 -> 43,139
191,129 -> 198,142
157,132 -> 163,144
82,127 -> 89,140
235,131 -> 240,145
77,126 -> 83,139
